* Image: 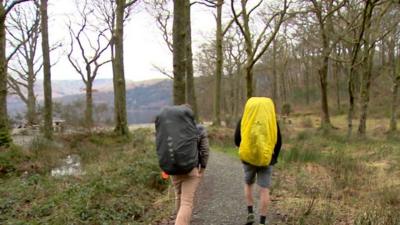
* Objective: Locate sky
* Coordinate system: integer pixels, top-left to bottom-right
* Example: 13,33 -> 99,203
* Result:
47,1 -> 216,81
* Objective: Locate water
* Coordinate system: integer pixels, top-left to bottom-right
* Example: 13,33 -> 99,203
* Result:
51,154 -> 84,177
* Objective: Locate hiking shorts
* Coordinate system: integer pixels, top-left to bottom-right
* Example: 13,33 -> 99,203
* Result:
242,162 -> 272,188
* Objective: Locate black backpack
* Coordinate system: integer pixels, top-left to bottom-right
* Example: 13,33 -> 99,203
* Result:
155,105 -> 199,175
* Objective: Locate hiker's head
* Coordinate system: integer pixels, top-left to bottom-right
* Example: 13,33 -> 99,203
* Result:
182,104 -> 192,110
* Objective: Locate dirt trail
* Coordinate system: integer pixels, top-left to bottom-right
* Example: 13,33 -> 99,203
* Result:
190,151 -> 247,224
161,151 -> 284,225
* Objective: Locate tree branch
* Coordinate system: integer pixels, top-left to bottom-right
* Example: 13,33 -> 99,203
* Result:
2,0 -> 32,22
152,64 -> 173,79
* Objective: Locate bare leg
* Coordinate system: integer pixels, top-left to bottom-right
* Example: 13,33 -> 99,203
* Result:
244,184 -> 254,206
259,187 -> 270,216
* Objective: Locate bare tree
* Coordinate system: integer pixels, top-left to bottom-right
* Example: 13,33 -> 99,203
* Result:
223,27 -> 245,125
307,0 -> 347,128
0,0 -> 32,146
6,3 -> 40,126
92,0 -> 137,136
231,0 -> 289,99
145,0 -> 173,51
213,0 -> 237,125
149,0 -> 201,119
113,0 -> 138,136
67,0 -> 111,129
357,0 -> 393,136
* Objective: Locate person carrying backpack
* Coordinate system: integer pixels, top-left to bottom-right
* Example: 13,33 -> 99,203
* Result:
155,105 -> 209,225
234,97 -> 282,225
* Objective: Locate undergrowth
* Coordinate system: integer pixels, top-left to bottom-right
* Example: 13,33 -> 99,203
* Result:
0,128 -> 171,224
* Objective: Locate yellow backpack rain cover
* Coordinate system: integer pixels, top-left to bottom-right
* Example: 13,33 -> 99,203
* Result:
239,97 -> 277,166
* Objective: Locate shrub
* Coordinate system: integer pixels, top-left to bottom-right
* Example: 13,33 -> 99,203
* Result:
0,145 -> 25,176
282,103 -> 292,116
0,129 -> 12,147
296,130 -> 313,141
300,117 -> 314,128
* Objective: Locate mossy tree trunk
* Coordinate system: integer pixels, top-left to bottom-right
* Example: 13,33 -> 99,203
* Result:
40,0 -> 53,139
214,0 -> 223,125
184,0 -> 198,120
113,0 -> 129,136
389,30 -> 399,132
172,0 -> 186,105
0,0 -> 32,146
0,13 -> 9,146
356,0 -> 375,137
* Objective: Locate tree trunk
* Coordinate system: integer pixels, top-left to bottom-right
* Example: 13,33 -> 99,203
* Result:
172,0 -> 186,105
389,70 -> 399,132
245,64 -> 253,99
280,65 -> 287,104
113,0 -> 129,136
348,0 -> 374,138
40,0 -> 53,139
303,49 -> 310,105
240,0 -> 253,99
347,63 -> 356,137
389,32 -> 398,132
333,47 -> 341,112
0,5 -> 11,146
358,42 -> 374,136
111,40 -> 118,129
233,65 -> 242,122
272,39 -> 278,106
185,0 -> 198,120
320,56 -> 331,127
85,81 -> 93,128
357,1 -> 376,137
214,0 -> 223,125
319,46 -> 332,127
27,74 -> 36,125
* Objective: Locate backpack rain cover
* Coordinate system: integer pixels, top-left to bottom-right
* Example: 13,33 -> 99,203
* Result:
155,106 -> 199,175
239,97 -> 278,166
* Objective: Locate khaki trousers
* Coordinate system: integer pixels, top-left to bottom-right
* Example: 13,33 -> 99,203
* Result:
171,168 -> 202,225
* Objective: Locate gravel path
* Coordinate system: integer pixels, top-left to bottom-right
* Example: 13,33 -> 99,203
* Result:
159,151 -> 284,225
190,151 -> 247,225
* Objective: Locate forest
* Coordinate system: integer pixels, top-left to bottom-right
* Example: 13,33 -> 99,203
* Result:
0,0 -> 400,224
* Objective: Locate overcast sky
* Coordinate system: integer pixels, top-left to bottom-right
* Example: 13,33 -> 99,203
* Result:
46,1 -> 216,81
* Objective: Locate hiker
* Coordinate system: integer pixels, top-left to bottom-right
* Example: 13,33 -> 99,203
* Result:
155,105 -> 209,225
234,97 -> 282,225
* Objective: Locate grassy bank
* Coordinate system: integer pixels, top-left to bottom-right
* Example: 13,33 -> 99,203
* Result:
209,116 -> 400,225
0,128 -> 172,225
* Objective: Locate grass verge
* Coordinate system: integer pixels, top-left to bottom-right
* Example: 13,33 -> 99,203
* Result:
0,128 -> 172,224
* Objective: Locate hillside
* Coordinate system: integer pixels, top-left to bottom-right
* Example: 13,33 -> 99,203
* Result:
7,79 -> 172,124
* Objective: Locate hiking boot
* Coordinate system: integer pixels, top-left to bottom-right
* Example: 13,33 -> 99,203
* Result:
245,213 -> 255,225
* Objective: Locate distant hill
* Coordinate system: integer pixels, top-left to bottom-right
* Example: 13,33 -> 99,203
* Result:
7,79 -> 172,124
